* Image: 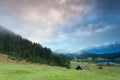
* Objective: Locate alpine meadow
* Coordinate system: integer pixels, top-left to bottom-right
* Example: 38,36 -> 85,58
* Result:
0,0 -> 120,80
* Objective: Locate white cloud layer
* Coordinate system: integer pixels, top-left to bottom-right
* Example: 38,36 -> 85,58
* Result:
0,0 -> 90,42
0,0 -> 119,52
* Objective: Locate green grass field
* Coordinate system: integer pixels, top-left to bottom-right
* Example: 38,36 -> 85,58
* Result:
0,61 -> 120,80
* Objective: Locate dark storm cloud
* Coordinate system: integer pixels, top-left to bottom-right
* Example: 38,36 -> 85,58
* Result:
61,0 -> 120,36
95,0 -> 120,12
93,0 -> 120,25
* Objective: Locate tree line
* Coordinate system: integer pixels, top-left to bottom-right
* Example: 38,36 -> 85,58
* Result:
65,52 -> 120,62
0,30 -> 70,67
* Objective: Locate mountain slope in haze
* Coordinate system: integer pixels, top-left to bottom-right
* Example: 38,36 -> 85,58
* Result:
55,49 -> 71,54
64,43 -> 120,61
82,42 -> 120,54
0,25 -> 15,37
0,26 -> 70,67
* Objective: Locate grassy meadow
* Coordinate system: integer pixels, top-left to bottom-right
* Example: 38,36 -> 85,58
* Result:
0,61 -> 120,80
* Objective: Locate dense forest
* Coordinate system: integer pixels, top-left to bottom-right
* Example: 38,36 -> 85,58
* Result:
0,26 -> 70,67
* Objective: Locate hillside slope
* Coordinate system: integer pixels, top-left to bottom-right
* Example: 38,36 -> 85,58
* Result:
0,53 -> 14,62
0,53 -> 27,64
0,26 -> 70,67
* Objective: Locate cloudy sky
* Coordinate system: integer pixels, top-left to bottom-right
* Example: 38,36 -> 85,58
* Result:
0,0 -> 120,52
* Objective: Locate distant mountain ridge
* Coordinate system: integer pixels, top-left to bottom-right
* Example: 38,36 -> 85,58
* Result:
82,42 -> 120,54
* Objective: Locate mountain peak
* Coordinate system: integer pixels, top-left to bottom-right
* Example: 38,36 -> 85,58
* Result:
81,42 -> 120,54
